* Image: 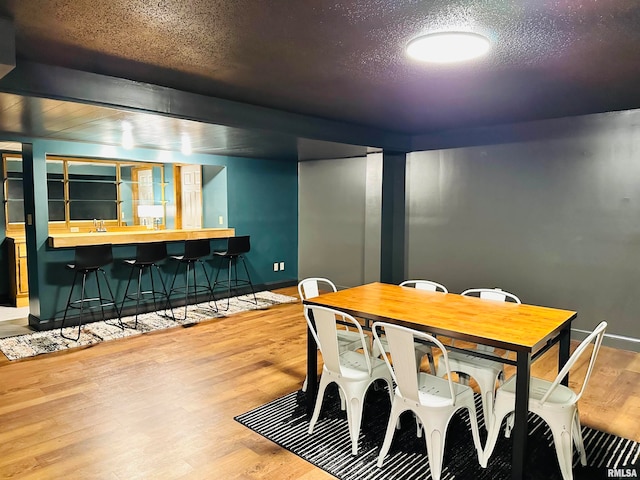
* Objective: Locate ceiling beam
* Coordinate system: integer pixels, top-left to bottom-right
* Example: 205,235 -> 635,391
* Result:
0,61 -> 411,152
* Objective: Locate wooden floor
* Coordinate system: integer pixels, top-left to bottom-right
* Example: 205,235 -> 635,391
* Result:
0,286 -> 638,479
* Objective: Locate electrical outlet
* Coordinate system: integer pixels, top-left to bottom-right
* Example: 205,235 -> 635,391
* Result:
273,262 -> 279,272
279,261 -> 285,271
218,215 -> 224,225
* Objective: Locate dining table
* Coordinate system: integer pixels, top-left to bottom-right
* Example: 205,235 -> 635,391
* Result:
303,281 -> 577,480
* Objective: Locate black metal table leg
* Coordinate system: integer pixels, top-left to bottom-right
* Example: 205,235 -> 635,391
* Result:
306,311 -> 318,416
512,350 -> 531,480
558,325 -> 571,386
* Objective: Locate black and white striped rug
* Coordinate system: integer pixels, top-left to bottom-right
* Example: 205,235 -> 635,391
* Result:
235,385 -> 639,480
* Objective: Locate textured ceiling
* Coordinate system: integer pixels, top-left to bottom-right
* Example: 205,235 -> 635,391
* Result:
0,0 -> 640,149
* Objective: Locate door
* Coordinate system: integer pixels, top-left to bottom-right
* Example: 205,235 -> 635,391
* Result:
180,165 -> 202,229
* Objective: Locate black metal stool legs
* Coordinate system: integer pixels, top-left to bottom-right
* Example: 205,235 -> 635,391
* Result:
150,263 -> 175,321
198,258 -> 217,308
168,239 -> 218,321
99,266 -> 124,330
168,258 -> 217,321
213,254 -> 258,311
60,270 -> 83,341
237,256 -> 257,305
60,267 -> 123,341
120,262 -> 175,329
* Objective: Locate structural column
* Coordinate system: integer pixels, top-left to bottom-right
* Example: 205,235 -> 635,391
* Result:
21,142 -> 49,324
380,150 -> 407,284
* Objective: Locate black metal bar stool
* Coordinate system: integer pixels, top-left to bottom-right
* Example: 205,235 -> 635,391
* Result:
120,242 -> 175,328
60,244 -> 123,341
168,238 -> 217,320
212,235 -> 257,311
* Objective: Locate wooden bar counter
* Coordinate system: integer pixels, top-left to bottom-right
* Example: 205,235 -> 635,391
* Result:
48,228 -> 235,248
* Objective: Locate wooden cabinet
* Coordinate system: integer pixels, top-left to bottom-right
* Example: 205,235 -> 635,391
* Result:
7,236 -> 28,307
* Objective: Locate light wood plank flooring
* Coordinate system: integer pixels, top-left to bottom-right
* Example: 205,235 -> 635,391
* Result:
0,287 -> 638,478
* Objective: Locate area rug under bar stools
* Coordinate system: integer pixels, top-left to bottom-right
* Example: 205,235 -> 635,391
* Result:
235,386 -> 639,480
0,291 -> 297,361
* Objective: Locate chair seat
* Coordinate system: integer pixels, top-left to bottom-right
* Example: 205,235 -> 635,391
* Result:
338,350 -> 388,379
393,373 -> 473,407
67,263 -> 101,271
124,258 -> 156,266
498,375 -> 578,406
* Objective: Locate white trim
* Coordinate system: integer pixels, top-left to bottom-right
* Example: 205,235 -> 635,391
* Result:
572,328 -> 640,352
572,328 -> 640,344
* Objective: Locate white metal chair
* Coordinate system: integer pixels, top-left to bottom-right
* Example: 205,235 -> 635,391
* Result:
372,280 -> 448,373
305,305 -> 394,456
373,322 -> 484,480
399,279 -> 449,292
481,321 -> 607,480
436,287 -> 521,426
299,278 -> 363,392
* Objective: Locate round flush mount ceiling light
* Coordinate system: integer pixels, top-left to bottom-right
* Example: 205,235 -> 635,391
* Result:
406,31 -> 491,63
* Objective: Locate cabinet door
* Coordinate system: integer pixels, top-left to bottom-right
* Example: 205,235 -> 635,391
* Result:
7,238 -> 29,307
17,242 -> 29,295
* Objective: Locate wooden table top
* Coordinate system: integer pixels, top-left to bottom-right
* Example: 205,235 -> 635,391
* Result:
48,228 -> 235,248
304,282 -> 577,352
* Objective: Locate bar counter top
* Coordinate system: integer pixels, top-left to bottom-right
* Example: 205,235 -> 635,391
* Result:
48,228 -> 235,248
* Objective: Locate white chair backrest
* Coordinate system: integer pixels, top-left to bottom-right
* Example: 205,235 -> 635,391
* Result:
298,277 -> 337,301
304,305 -> 372,374
540,321 -> 607,405
372,321 -> 456,404
399,280 -> 448,293
461,288 -> 521,304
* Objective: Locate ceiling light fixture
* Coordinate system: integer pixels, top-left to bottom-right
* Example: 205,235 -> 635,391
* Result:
406,31 -> 490,63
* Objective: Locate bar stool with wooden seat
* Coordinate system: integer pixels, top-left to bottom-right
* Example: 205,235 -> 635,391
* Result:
120,242 -> 175,328
212,235 -> 257,310
60,244 -> 123,341
168,238 -> 217,320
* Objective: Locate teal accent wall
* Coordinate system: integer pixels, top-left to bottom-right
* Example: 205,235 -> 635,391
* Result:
223,155 -> 299,283
203,165 -> 227,228
2,137 -> 297,323
0,152 -> 8,298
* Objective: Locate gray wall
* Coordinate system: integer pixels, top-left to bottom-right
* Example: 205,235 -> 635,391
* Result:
299,110 -> 640,351
298,154 -> 381,289
406,111 -> 640,348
